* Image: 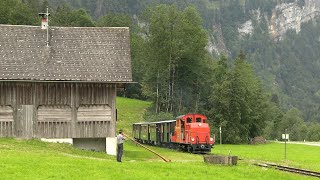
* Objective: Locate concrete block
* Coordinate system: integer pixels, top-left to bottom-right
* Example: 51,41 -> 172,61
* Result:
204,155 -> 238,165
73,138 -> 106,152
106,137 -> 116,156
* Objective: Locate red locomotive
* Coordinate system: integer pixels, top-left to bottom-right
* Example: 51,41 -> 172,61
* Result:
133,114 -> 214,153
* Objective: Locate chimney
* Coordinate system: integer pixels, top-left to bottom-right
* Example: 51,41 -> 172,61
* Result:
38,7 -> 50,47
41,17 -> 48,30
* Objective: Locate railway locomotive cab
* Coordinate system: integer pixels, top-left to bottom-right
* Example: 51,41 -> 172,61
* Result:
133,114 -> 214,153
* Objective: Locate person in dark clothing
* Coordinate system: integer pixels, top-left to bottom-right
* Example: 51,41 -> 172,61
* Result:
116,130 -> 125,162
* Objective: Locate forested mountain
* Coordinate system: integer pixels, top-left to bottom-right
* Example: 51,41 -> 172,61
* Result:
37,0 -> 320,122
1,0 -> 320,142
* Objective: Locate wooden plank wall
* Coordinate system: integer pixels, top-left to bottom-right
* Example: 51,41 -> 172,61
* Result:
0,82 -> 116,139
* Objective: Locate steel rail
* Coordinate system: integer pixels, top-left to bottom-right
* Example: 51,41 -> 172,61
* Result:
123,133 -> 171,162
255,163 -> 320,178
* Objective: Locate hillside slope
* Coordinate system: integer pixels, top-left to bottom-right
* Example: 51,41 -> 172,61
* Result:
116,97 -> 151,133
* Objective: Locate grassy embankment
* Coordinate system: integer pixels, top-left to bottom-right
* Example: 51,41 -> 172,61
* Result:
0,97 -> 319,179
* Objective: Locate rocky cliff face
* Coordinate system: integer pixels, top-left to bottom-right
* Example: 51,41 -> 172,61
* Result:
208,24 -> 228,56
269,0 -> 320,40
237,0 -> 320,41
210,0 -> 320,55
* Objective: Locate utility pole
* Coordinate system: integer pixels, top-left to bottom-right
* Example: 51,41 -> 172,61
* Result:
284,129 -> 287,160
46,7 -> 49,47
219,126 -> 222,145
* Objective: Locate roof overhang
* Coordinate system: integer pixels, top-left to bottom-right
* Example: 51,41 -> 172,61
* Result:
0,79 -> 135,83
0,80 -> 137,91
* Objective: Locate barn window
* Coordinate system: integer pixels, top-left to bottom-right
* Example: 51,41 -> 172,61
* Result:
37,105 -> 71,122
77,105 -> 111,121
0,106 -> 14,122
0,106 -> 14,137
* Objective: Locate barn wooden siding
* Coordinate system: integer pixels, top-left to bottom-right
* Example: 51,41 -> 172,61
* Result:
0,82 -> 116,139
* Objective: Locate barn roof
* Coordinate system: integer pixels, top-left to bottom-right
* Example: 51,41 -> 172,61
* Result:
0,24 -> 132,82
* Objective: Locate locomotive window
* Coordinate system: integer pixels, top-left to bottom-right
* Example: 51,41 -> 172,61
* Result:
187,118 -> 192,123
196,118 -> 202,122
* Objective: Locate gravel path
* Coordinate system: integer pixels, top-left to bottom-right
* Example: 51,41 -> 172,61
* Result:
274,141 -> 320,147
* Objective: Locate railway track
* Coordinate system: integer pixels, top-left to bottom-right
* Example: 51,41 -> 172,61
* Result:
255,162 -> 320,178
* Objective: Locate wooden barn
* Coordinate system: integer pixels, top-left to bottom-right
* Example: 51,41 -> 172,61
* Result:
0,22 -> 132,155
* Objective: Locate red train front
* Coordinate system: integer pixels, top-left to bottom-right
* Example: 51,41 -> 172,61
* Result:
133,114 -> 214,153
171,114 -> 214,153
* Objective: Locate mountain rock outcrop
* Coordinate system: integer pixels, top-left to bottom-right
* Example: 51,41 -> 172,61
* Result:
269,0 -> 320,40
237,0 -> 320,40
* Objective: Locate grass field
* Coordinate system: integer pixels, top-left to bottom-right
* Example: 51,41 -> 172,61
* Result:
0,138 -> 318,179
0,97 -> 319,179
116,97 -> 151,133
213,143 -> 320,171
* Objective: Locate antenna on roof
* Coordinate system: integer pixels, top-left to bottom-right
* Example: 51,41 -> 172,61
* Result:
38,7 -> 50,47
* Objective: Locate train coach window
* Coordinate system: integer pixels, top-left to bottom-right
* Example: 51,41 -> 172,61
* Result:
187,118 -> 192,123
196,118 -> 201,122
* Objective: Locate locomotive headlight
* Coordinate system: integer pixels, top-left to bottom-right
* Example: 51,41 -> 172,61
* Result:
198,123 -> 202,127
191,138 -> 195,142
210,138 -> 214,141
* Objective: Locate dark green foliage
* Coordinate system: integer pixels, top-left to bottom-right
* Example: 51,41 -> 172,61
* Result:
262,101 -> 284,140
46,0 -> 150,19
279,108 -> 307,141
141,5 -> 209,115
143,110 -> 175,122
51,4 -> 95,27
306,121 -> 320,141
96,13 -> 132,27
240,18 -> 320,122
122,34 -> 148,100
0,0 -> 38,25
209,53 -> 273,143
218,0 -> 245,54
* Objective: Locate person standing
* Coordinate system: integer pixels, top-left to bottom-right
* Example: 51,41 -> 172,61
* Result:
117,130 -> 125,162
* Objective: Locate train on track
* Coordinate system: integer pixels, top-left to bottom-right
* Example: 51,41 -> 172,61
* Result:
132,114 -> 214,153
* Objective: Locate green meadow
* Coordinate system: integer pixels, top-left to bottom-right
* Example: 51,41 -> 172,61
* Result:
0,97 -> 319,179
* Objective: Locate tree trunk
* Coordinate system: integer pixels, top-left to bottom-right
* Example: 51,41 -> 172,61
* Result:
195,93 -> 200,113
170,66 -> 175,112
156,70 -> 159,113
179,88 -> 182,113
167,23 -> 174,113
